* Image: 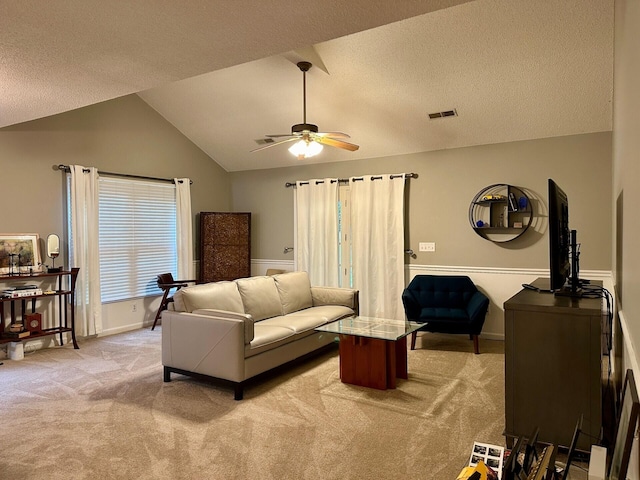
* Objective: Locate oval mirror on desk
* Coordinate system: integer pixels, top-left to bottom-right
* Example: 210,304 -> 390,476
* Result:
46,234 -> 61,272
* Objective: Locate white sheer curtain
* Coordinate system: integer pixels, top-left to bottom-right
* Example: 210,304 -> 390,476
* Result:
294,178 -> 339,287
350,174 -> 406,320
174,178 -> 194,280
69,165 -> 102,336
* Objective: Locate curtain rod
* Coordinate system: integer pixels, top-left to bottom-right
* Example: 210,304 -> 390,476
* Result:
285,172 -> 418,188
57,164 -> 192,185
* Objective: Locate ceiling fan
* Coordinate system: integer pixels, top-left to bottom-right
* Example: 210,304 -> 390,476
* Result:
251,61 -> 359,159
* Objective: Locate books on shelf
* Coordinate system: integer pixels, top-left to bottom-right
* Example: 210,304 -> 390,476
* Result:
2,288 -> 43,298
3,330 -> 31,339
3,284 -> 39,291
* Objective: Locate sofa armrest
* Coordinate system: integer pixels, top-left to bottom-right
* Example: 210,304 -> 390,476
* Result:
192,309 -> 254,344
161,310 -> 246,382
311,286 -> 360,316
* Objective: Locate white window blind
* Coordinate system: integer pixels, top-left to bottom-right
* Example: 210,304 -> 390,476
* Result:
99,177 -> 177,302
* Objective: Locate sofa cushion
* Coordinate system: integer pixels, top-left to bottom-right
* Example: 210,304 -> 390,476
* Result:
245,324 -> 317,359
288,305 -> 355,323
236,276 -> 284,321
249,324 -> 295,349
259,315 -> 327,334
180,281 -> 244,313
273,271 -> 313,314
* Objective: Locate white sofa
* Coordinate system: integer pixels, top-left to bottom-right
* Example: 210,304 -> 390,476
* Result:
161,271 -> 359,399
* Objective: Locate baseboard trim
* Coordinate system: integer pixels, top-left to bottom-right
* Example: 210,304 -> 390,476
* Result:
98,323 -> 147,338
619,310 -> 640,381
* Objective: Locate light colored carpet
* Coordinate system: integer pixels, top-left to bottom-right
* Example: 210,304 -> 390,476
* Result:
0,330 -> 508,479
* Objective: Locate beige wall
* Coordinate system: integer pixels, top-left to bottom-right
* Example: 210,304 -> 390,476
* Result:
0,94 -> 232,260
231,132 -> 612,271
614,0 -> 640,382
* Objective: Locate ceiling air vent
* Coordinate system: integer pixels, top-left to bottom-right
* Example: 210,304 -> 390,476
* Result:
428,109 -> 458,120
254,138 -> 275,145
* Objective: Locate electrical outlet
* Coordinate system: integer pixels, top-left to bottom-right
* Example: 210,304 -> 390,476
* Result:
132,303 -> 137,313
419,242 -> 436,252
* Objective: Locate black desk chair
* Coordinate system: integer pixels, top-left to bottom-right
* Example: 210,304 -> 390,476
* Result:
151,273 -> 196,330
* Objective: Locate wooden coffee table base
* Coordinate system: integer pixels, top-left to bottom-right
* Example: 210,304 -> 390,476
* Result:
338,334 -> 408,390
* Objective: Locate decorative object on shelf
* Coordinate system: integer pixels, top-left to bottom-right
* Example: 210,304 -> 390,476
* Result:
0,233 -> 41,274
4,322 -> 29,339
46,233 -> 61,273
25,313 -> 42,333
8,323 -> 24,333
469,184 -> 532,243
481,194 -> 506,202
518,196 -> 528,210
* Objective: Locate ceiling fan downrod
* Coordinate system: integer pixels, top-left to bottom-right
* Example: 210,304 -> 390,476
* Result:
297,61 -> 313,131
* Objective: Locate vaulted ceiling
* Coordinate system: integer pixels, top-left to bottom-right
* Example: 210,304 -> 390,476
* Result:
2,0 -> 613,172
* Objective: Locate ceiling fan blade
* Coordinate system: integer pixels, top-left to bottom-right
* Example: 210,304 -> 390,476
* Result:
265,133 -> 299,138
250,137 -> 299,153
314,135 -> 359,152
316,131 -> 351,139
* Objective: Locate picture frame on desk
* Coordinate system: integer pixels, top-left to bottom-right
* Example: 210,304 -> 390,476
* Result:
609,369 -> 640,480
0,233 -> 42,274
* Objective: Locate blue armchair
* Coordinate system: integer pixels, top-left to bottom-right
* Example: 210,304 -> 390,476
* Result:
401,275 -> 489,354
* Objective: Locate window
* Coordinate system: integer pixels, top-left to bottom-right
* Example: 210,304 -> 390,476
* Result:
98,177 -> 177,302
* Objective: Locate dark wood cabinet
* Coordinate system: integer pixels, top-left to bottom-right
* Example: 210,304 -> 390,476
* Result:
504,278 -> 603,450
199,212 -> 251,283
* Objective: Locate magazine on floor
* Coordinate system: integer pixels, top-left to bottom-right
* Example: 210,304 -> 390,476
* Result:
468,441 -> 504,479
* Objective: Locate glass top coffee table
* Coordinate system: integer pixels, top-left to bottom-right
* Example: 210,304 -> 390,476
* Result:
316,316 -> 424,390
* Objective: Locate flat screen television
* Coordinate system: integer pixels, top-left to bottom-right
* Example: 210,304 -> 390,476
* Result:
548,179 -> 580,295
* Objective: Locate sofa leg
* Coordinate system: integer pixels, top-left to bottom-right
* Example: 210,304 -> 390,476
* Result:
472,335 -> 479,355
411,332 -> 417,350
163,366 -> 171,382
234,383 -> 244,401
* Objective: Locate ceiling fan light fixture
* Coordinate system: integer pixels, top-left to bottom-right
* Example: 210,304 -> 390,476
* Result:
251,61 -> 359,156
288,139 -> 323,160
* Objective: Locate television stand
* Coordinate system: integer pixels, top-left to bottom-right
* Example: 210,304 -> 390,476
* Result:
554,283 -> 583,298
504,278 -> 604,450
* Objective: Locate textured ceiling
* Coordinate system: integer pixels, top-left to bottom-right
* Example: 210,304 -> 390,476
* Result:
1,0 -> 468,128
2,0 -> 613,172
